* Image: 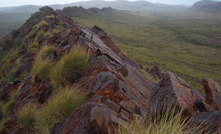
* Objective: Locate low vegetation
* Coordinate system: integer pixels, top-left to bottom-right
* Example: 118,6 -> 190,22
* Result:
17,104 -> 37,130
71,10 -> 221,93
0,117 -> 10,132
50,48 -> 90,87
37,20 -> 49,27
35,86 -> 86,134
34,30 -> 44,42
3,89 -> 20,115
115,106 -> 211,134
31,45 -> 55,81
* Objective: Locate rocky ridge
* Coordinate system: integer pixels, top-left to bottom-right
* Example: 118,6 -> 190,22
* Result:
0,6 -> 221,134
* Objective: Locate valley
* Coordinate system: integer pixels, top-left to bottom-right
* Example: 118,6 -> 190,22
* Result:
68,9 -> 221,92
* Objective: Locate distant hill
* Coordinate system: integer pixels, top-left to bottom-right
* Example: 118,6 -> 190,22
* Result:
190,0 -> 221,13
0,5 -> 41,13
0,1 -> 188,14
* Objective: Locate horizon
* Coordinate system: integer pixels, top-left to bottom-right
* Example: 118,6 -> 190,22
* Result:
0,0 -> 220,8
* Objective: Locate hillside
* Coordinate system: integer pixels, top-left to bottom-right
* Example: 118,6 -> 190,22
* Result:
0,6 -> 221,134
190,0 -> 221,13
0,1 -> 188,39
0,1 -> 187,13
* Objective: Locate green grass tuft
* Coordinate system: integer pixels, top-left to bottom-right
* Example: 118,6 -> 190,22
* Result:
37,45 -> 56,60
38,20 -> 49,27
31,45 -> 55,81
34,30 -> 44,42
31,60 -> 52,82
3,90 -> 20,115
35,86 -> 86,134
17,104 -> 36,130
28,41 -> 38,53
115,105 -> 212,134
50,48 -> 90,87
0,117 -> 10,132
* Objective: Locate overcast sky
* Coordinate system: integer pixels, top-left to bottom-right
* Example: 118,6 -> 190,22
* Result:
0,0 -> 220,7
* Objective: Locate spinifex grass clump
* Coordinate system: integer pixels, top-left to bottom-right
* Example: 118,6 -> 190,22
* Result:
115,104 -> 212,134
31,45 -> 55,81
50,48 -> 90,87
3,90 -> 20,115
35,86 -> 86,134
17,104 -> 37,131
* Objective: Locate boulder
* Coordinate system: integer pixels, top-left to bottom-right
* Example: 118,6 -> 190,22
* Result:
188,110 -> 221,133
203,78 -> 221,110
149,65 -> 164,78
148,72 -> 215,117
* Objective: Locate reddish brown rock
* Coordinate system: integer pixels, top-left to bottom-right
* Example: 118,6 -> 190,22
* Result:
148,72 -> 215,117
51,102 -> 131,134
0,81 -> 21,102
147,65 -> 164,78
90,25 -> 138,68
52,52 -> 154,133
203,78 -> 221,110
12,77 -> 52,115
188,111 -> 221,133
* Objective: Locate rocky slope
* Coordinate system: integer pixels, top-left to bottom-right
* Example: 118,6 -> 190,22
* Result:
0,6 -> 221,134
190,0 -> 221,13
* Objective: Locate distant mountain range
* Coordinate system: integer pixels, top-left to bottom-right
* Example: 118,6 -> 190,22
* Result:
190,0 -> 221,13
0,1 -> 188,14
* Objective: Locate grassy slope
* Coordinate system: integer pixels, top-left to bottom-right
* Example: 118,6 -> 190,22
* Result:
71,11 -> 221,93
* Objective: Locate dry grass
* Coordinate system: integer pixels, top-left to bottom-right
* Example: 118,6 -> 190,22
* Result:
17,104 -> 37,131
31,45 -> 55,81
115,103 -> 213,134
50,48 -> 90,87
3,90 -> 20,115
35,86 -> 86,134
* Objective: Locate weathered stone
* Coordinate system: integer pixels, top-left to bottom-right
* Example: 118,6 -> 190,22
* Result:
13,56 -> 35,77
148,72 -> 215,117
52,102 -> 131,134
149,65 -> 164,78
203,78 -> 221,110
0,81 -> 21,102
188,110 -> 220,133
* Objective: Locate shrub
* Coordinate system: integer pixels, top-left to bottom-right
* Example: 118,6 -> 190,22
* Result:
13,37 -> 24,46
36,86 -> 86,134
18,104 -> 36,130
50,48 -> 89,87
11,29 -> 19,36
3,90 -> 20,115
4,39 -> 11,44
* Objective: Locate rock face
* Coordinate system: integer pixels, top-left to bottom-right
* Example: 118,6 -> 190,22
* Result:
0,6 -> 221,134
148,72 -> 215,116
203,78 -> 221,110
